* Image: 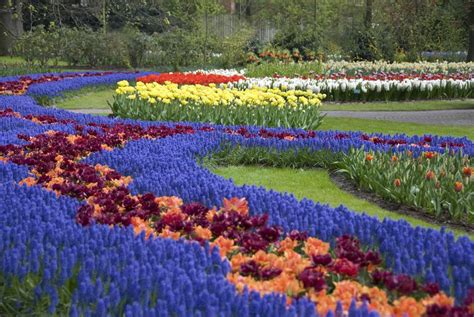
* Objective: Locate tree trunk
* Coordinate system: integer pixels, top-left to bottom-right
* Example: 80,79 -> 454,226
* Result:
0,0 -> 23,55
365,0 -> 373,29
467,0 -> 474,62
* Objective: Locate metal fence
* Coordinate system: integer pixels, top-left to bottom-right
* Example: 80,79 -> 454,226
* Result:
206,14 -> 276,43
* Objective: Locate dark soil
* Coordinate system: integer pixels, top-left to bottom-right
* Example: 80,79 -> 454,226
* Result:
329,172 -> 474,234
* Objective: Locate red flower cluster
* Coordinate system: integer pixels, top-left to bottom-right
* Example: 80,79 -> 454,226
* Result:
0,72 -> 114,95
136,72 -> 245,85
223,127 -> 316,140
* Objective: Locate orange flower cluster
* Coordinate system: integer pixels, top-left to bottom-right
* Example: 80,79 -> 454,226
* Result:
125,199 -> 459,317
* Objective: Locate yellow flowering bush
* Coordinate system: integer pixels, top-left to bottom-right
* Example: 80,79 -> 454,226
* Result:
111,81 -> 325,129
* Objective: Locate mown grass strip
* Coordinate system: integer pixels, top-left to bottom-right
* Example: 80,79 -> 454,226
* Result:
211,165 -> 473,239
320,117 -> 474,140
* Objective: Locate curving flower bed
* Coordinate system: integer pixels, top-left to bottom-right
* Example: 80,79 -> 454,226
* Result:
0,72 -> 143,96
246,60 -> 474,76
0,73 -> 474,316
111,79 -> 325,129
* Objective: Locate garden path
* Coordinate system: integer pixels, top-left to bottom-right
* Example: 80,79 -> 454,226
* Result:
69,108 -> 112,115
323,109 -> 474,126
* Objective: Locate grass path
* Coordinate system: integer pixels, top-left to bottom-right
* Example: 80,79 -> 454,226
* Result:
55,89 -> 114,109
212,166 -> 473,239
320,117 -> 474,140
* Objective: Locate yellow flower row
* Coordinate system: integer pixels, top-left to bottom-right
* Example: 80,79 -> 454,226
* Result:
115,80 -> 325,109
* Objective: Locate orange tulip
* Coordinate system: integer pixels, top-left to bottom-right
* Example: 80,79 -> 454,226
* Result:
394,178 -> 401,187
454,181 -> 463,192
210,236 -> 235,257
393,297 -> 425,317
303,237 -> 330,256
463,166 -> 472,177
193,225 -> 212,240
223,197 -> 249,216
19,177 -> 36,187
425,170 -> 435,181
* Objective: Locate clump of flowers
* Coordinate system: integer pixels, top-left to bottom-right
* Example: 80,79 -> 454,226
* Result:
115,81 -> 324,108
342,148 -> 473,224
111,80 -> 325,130
136,72 -> 245,85
0,72 -> 114,95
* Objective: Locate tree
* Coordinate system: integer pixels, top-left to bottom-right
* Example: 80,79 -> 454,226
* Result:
467,0 -> 474,61
364,0 -> 372,29
0,0 -> 23,55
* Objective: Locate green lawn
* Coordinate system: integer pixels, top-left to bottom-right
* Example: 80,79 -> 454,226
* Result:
322,99 -> 474,112
0,55 -> 68,66
212,165 -> 473,239
320,117 -> 474,140
0,56 -> 26,64
55,88 -> 114,109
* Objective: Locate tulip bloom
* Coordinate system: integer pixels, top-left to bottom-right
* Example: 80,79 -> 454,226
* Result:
454,181 -> 464,192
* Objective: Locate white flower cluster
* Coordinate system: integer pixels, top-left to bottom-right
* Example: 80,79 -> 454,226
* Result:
231,77 -> 474,101
186,69 -> 246,76
323,60 -> 474,75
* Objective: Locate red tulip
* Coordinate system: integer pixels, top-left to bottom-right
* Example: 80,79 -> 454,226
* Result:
331,258 -> 359,277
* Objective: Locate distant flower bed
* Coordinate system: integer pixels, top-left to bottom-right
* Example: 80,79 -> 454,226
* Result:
246,60 -> 474,77
321,61 -> 474,76
178,67 -> 474,102
0,72 -> 118,95
137,72 -> 245,85
236,75 -> 473,102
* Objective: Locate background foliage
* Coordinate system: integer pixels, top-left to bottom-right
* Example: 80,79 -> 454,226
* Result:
1,0 -> 473,68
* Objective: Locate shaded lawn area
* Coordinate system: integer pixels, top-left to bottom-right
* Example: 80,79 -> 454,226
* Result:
322,99 -> 474,112
0,55 -> 69,66
212,165 -> 473,239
